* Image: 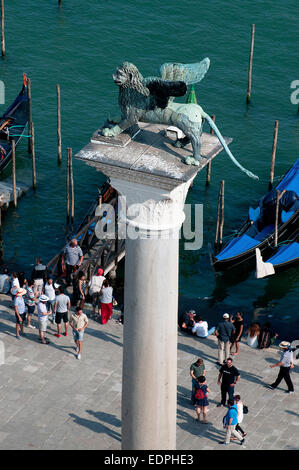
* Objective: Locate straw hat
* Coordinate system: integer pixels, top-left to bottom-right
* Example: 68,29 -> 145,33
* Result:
279,341 -> 290,349
223,313 -> 230,319
39,295 -> 49,302
16,288 -> 26,296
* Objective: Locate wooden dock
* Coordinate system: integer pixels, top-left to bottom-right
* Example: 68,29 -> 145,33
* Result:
0,180 -> 30,209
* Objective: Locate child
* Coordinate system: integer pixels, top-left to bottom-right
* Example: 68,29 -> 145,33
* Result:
195,375 -> 210,424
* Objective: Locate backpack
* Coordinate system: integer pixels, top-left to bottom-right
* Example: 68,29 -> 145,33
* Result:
195,387 -> 205,401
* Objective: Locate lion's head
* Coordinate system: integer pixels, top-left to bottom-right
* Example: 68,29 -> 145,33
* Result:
113,62 -> 149,96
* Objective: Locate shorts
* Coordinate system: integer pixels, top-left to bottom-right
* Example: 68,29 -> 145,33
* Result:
38,319 -> 48,332
27,305 -> 35,315
73,329 -> 84,341
15,312 -> 26,324
55,311 -> 69,324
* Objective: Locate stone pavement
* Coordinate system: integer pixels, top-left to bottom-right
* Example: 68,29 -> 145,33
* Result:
0,293 -> 298,450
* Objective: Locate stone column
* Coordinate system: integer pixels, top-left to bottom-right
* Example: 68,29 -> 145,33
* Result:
109,177 -> 193,450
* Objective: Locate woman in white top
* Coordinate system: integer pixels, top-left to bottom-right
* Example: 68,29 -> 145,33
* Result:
100,279 -> 113,324
11,272 -> 20,303
44,278 -> 56,323
89,268 -> 106,316
234,395 -> 246,438
245,322 -> 261,349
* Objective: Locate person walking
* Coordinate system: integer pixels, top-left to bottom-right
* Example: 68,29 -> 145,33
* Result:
31,257 -> 47,295
44,277 -> 56,323
37,295 -> 50,344
14,288 -> 27,340
230,312 -> 244,356
54,286 -> 71,338
269,341 -> 294,393
215,313 -> 235,365
62,239 -> 83,286
70,306 -> 89,360
88,268 -> 106,317
234,395 -> 247,438
219,399 -> 246,446
190,358 -> 205,405
25,279 -> 38,329
194,375 -> 210,424
217,357 -> 240,407
99,279 -> 113,324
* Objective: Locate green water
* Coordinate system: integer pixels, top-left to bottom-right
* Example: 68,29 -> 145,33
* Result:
0,0 -> 298,337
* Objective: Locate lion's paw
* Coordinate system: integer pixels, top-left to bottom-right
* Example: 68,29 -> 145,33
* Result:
102,127 -> 115,137
184,156 -> 201,166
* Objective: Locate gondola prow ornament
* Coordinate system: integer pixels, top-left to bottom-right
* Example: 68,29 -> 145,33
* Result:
102,59 -> 258,180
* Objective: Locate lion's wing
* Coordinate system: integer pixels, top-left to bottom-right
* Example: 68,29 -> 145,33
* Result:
159,58 -> 210,85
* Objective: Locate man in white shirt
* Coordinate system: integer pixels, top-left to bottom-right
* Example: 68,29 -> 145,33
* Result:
192,316 -> 216,338
269,341 -> 294,393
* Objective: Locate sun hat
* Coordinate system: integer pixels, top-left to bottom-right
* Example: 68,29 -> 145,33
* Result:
223,313 -> 230,318
279,341 -> 290,349
188,310 -> 196,315
16,288 -> 26,296
39,295 -> 49,302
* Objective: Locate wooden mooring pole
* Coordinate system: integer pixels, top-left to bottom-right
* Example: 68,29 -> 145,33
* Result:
206,115 -> 215,186
269,120 -> 279,190
1,0 -> 5,58
274,189 -> 286,247
57,84 -> 62,164
246,24 -> 255,104
12,139 -> 17,208
214,180 -> 225,251
27,78 -> 33,153
31,122 -> 36,190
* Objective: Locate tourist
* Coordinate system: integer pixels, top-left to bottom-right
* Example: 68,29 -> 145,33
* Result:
217,357 -> 240,407
14,287 -> 27,340
230,312 -> 244,356
234,395 -> 247,438
88,267 -> 106,317
11,272 -> 20,303
245,322 -> 260,348
0,267 -> 11,294
74,271 -> 87,310
18,271 -> 26,288
62,238 -> 83,286
37,295 -> 50,344
192,315 -> 216,338
190,358 -> 205,405
219,398 -> 245,446
99,279 -> 113,324
215,313 -> 235,365
31,257 -> 47,294
194,375 -> 210,424
25,279 -> 38,329
269,341 -> 294,393
70,306 -> 89,360
44,277 -> 56,323
54,285 -> 71,338
258,322 -> 278,349
178,310 -> 196,335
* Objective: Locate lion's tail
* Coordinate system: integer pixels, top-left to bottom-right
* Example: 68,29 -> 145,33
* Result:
202,112 -> 259,180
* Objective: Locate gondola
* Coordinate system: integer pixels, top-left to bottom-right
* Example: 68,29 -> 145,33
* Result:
212,158 -> 299,272
0,74 -> 29,172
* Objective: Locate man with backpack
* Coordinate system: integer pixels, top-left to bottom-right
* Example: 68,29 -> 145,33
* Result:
220,399 -> 246,446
